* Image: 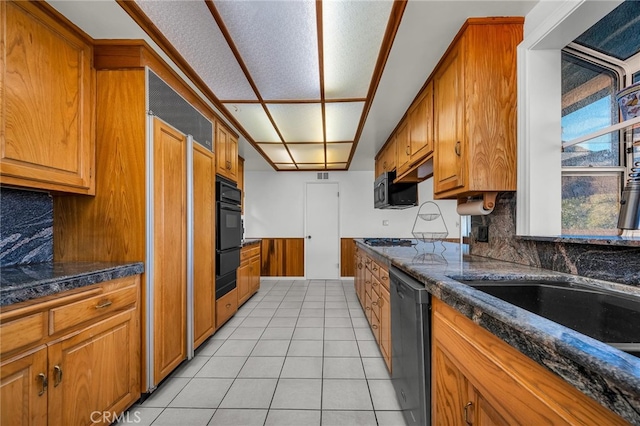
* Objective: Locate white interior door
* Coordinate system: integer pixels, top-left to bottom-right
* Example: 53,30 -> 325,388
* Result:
305,182 -> 340,279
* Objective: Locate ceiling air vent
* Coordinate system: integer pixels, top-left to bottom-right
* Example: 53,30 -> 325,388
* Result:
317,173 -> 329,180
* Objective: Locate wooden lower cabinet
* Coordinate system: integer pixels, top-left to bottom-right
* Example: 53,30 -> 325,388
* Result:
0,276 -> 141,426
354,245 -> 391,373
0,347 -> 48,426
238,244 -> 261,307
379,285 -> 391,371
216,289 -> 238,329
432,298 -> 627,425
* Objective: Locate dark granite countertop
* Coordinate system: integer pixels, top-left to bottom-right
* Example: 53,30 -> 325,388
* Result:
241,238 -> 262,247
0,262 -> 144,308
355,240 -> 640,424
519,234 -> 640,247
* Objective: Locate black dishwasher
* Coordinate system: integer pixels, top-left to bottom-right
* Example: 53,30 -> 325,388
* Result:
390,267 -> 431,426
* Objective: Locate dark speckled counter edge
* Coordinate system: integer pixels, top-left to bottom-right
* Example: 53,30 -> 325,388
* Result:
1,262 -> 144,307
241,238 -> 262,247
355,240 -> 640,425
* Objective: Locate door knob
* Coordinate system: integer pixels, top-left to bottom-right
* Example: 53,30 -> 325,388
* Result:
306,235 -> 312,239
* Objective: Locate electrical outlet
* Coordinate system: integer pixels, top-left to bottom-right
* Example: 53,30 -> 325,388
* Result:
382,220 -> 389,226
477,226 -> 489,242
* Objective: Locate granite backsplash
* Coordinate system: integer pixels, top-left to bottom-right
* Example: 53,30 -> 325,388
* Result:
469,192 -> 640,287
0,188 -> 53,267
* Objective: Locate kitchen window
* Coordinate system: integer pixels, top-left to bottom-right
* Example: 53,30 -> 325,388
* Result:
560,49 -> 624,235
517,0 -> 640,237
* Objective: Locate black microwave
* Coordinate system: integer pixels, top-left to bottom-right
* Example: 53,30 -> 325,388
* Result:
374,171 -> 418,209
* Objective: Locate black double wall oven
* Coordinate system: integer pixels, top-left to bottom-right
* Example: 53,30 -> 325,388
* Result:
216,177 -> 242,299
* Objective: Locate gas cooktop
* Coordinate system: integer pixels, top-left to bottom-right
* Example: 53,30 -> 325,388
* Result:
363,238 -> 414,247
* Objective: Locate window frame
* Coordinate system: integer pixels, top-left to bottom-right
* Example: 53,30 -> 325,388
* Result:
516,0 -> 624,237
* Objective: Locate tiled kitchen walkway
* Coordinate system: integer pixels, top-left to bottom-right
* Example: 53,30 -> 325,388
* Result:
124,279 -> 407,426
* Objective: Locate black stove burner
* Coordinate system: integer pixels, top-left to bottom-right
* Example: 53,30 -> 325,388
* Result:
363,238 -> 414,247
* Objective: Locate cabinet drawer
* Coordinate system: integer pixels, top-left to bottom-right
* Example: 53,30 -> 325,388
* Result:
370,261 -> 381,279
378,268 -> 390,290
371,275 -> 381,298
371,309 -> 381,344
49,285 -> 137,335
216,289 -> 238,328
0,312 -> 47,355
240,245 -> 260,261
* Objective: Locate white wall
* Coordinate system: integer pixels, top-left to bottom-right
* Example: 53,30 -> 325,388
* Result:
244,170 -> 460,240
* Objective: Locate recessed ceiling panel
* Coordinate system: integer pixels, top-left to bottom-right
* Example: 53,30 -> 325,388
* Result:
325,102 -> 365,142
287,144 -> 325,163
297,163 -> 326,170
323,1 -> 393,99
258,143 -> 292,164
223,103 -> 280,142
267,104 -> 324,142
135,0 -> 257,101
214,0 -> 320,100
326,143 -> 353,163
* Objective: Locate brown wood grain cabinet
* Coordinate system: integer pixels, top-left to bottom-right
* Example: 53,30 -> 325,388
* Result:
395,122 -> 411,176
433,18 -> 522,199
408,82 -> 434,166
193,144 -> 216,349
432,298 -> 627,425
238,156 -> 245,213
0,276 -> 141,426
375,137 -> 397,177
0,1 -> 95,194
354,246 -> 391,372
216,124 -> 238,182
152,119 -> 188,383
238,244 -> 261,306
216,289 -> 238,329
54,47 -> 218,390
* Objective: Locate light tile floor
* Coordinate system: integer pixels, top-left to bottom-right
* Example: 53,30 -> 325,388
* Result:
122,279 -> 408,426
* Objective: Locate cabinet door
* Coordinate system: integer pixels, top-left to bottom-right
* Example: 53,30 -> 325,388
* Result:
379,285 -> 391,372
48,310 -> 139,426
216,125 -> 229,177
227,135 -> 238,182
237,260 -> 251,306
433,344 -> 468,425
193,143 -> 216,349
249,256 -> 261,294
385,137 -> 396,172
409,81 -> 434,162
0,347 -> 48,426
395,122 -> 411,174
1,1 -> 94,194
434,41 -> 465,196
153,118 -> 187,385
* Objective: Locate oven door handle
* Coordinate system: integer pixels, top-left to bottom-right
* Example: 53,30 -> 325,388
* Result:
218,203 -> 241,213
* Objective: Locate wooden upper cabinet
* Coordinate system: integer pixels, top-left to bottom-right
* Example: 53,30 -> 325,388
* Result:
216,124 -> 238,182
238,156 -> 245,213
375,136 -> 397,177
434,40 -> 465,195
409,81 -> 434,165
0,1 -> 95,194
395,122 -> 410,174
433,18 -> 522,199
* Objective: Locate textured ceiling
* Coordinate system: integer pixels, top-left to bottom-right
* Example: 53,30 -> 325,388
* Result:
134,0 -> 397,171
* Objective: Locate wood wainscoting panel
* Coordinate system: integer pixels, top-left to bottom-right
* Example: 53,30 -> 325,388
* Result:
341,238 -> 356,277
260,238 -> 304,277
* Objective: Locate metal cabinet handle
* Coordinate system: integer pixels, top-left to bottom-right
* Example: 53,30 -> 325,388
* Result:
455,141 -> 461,156
381,275 -> 388,281
372,324 -> 378,329
372,281 -> 378,287
377,297 -> 384,308
358,263 -> 363,270
365,306 -> 371,311
372,301 -> 378,306
54,365 -> 63,387
406,146 -> 410,155
37,373 -> 48,396
95,300 -> 112,309
464,401 -> 473,425
226,303 -> 231,309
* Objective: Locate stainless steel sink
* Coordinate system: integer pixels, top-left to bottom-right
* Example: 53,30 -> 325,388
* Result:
459,279 -> 640,357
